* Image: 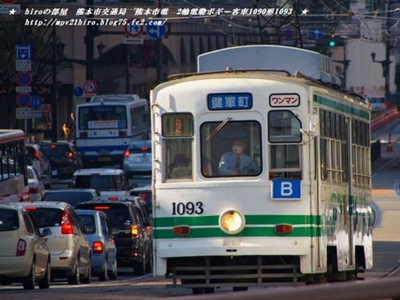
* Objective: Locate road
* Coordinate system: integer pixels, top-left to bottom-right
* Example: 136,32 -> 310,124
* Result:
3,120 -> 400,298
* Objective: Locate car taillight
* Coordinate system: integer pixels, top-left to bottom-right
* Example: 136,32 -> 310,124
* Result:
61,212 -> 74,234
141,146 -> 148,152
140,193 -> 147,200
92,241 -> 104,254
67,152 -> 74,159
29,187 -> 39,193
131,225 -> 139,237
34,150 -> 39,160
119,131 -> 127,137
124,149 -> 130,159
108,197 -> 118,201
16,239 -> 27,256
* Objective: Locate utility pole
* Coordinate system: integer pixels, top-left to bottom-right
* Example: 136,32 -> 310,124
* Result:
156,0 -> 163,84
51,25 -> 58,142
384,0 -> 391,105
86,0 -> 95,102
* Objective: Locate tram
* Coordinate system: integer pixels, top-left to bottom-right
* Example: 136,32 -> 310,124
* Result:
150,45 -> 373,293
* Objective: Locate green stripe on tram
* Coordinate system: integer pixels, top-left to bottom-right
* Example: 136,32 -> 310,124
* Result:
153,226 -> 321,239
314,95 -> 369,120
153,214 -> 322,239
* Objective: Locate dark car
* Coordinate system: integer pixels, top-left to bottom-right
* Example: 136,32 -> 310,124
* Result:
42,189 -> 101,208
26,143 -> 52,189
41,141 -> 83,178
75,199 -> 152,276
130,185 -> 152,215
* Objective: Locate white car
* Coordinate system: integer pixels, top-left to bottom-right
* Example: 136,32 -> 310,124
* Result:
70,168 -> 133,197
27,165 -> 45,202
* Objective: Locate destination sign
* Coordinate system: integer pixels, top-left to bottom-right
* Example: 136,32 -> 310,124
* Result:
207,93 -> 253,111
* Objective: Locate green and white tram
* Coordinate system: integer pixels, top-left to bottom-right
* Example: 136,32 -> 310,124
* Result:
150,45 -> 372,293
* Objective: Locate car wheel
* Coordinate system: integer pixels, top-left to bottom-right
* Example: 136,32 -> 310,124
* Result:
108,259 -> 118,280
67,260 -> 80,285
23,260 -> 35,290
38,259 -> 51,289
80,259 -> 92,284
98,260 -> 107,281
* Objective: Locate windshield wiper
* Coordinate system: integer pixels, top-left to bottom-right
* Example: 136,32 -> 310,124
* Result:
205,117 -> 232,142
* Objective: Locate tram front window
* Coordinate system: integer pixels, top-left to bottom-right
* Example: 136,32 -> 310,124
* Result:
200,121 -> 262,177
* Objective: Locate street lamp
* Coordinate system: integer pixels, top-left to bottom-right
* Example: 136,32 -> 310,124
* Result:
371,51 -> 391,105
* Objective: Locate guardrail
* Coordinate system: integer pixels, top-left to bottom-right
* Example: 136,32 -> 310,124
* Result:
371,106 -> 399,132
175,277 -> 400,300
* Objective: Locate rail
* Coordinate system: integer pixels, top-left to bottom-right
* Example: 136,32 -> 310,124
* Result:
371,106 -> 399,132
174,276 -> 400,300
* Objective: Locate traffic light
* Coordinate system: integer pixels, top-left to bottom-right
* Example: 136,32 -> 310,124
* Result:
329,40 -> 336,47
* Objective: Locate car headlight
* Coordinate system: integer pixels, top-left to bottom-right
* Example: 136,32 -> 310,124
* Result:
219,209 -> 245,234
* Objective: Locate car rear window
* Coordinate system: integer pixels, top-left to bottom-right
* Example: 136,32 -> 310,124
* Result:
0,209 -> 19,231
42,144 -> 71,158
75,203 -> 133,231
77,214 -> 96,234
43,192 -> 94,207
128,141 -> 151,154
72,175 -> 116,191
26,208 -> 63,228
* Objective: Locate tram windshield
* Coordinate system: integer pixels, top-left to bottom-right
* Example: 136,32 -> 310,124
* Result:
200,121 -> 262,177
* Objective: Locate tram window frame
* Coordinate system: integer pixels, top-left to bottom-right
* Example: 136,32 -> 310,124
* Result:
320,110 -> 325,137
268,110 -> 302,143
162,113 -> 194,137
162,113 -> 194,181
320,138 -> 328,181
325,111 -> 331,138
200,120 -> 262,178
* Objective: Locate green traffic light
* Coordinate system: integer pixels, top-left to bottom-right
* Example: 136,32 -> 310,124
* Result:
329,40 -> 336,47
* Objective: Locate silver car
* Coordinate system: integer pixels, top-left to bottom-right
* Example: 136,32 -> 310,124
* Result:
122,140 -> 152,178
0,204 -> 51,290
19,202 -> 92,284
75,209 -> 118,281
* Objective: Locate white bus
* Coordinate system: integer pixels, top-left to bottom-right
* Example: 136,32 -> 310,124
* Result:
75,94 -> 150,168
0,129 -> 30,203
151,45 -> 373,294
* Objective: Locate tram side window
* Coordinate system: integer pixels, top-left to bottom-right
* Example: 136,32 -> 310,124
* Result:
162,113 -> 194,180
268,110 -> 302,179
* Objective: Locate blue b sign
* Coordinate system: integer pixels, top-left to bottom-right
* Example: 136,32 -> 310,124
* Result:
271,179 -> 301,200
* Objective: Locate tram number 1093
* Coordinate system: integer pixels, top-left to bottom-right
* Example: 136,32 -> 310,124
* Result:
172,202 -> 204,215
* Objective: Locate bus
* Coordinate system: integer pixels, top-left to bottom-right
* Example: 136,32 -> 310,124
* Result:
151,45 -> 373,294
75,94 -> 150,168
0,129 -> 30,203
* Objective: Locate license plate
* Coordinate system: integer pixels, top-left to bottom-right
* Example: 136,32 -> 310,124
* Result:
98,157 -> 111,162
99,149 -> 110,155
140,157 -> 150,162
52,170 -> 58,176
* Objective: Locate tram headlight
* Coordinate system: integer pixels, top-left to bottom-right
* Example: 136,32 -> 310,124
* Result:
219,209 -> 245,234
